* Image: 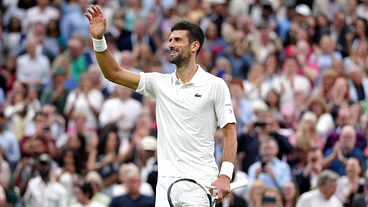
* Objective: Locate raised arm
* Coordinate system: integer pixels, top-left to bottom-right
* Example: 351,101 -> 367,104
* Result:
85,5 -> 140,90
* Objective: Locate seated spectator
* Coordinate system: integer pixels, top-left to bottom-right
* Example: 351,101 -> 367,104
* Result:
238,110 -> 292,173
64,73 -> 104,133
248,179 -> 266,207
261,187 -> 284,207
345,18 -> 368,54
306,97 -> 335,141
22,153 -> 68,207
242,64 -> 270,101
86,130 -> 120,181
132,44 -> 153,73
60,0 -> 90,41
273,57 -> 311,107
0,111 -> 21,169
99,85 -> 142,140
66,38 -> 88,83
323,125 -> 366,176
72,182 -> 104,207
344,41 -> 368,72
16,38 -> 50,90
348,66 -> 368,103
85,171 -> 111,207
41,104 -> 66,142
309,35 -> 343,87
118,20 -> 156,52
110,163 -> 154,198
204,22 -> 227,64
20,112 -> 57,158
139,136 -> 157,183
327,77 -> 352,112
282,181 -> 300,207
289,112 -> 324,150
40,67 -> 70,116
310,69 -> 339,102
108,170 -> 155,207
351,177 -> 368,207
248,137 -> 292,191
293,147 -> 324,194
335,157 -> 365,206
69,112 -> 98,150
280,88 -> 308,132
296,170 -> 342,207
324,108 -> 367,152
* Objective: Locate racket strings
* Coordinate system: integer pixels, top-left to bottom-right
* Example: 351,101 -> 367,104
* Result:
169,181 -> 211,207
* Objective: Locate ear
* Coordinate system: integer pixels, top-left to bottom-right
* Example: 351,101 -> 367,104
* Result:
191,41 -> 200,54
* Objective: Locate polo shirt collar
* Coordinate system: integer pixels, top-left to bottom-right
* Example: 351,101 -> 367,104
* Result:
173,65 -> 205,85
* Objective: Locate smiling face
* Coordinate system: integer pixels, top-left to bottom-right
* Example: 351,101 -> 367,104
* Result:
168,30 -> 193,67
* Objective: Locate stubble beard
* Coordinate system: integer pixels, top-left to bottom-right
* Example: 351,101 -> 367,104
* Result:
169,49 -> 191,70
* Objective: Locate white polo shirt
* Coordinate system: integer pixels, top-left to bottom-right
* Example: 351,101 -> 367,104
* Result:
136,65 -> 236,181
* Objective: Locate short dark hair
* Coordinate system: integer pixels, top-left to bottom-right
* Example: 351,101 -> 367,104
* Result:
76,182 -> 94,199
171,21 -> 204,57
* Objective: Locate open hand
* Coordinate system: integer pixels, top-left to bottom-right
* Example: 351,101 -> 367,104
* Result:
85,5 -> 107,39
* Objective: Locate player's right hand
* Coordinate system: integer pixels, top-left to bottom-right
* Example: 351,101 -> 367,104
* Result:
85,5 -> 107,39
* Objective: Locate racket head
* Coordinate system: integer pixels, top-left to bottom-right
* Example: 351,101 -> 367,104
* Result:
167,178 -> 213,207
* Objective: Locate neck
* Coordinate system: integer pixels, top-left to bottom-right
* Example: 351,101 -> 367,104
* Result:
175,58 -> 197,84
129,192 -> 140,200
41,176 -> 50,184
348,175 -> 360,183
285,201 -> 294,207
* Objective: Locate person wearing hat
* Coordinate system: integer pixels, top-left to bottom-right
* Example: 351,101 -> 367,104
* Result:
40,67 -> 70,116
352,177 -> 368,207
22,153 -> 68,207
140,136 -> 157,185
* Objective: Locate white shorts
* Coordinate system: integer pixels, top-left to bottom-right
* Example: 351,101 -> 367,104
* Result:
156,176 -> 214,207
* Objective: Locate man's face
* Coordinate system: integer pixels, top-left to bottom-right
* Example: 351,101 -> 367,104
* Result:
127,174 -> 141,194
320,180 -> 337,199
334,13 -> 345,29
39,161 -> 51,178
340,130 -> 356,152
74,187 -> 87,204
283,59 -> 298,74
260,141 -> 278,163
168,30 -> 192,66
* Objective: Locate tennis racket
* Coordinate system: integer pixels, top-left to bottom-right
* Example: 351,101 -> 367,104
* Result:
167,178 -> 248,207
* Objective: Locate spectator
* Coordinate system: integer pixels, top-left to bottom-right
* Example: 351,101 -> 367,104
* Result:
293,147 -> 324,194
323,125 -> 366,176
204,22 -> 227,64
131,43 -> 153,73
242,64 -> 270,101
99,85 -> 142,139
335,157 -> 365,206
296,170 -> 342,207
324,108 -> 367,152
66,38 -> 88,82
248,137 -> 292,191
0,111 -> 21,168
312,0 -> 347,22
22,153 -> 68,207
348,66 -> 368,103
16,38 -> 51,89
345,18 -> 368,54
40,67 -> 70,116
351,177 -> 368,207
72,182 -> 105,207
85,171 -> 111,207
346,0 -> 358,25
310,69 -> 339,102
261,187 -> 284,207
238,110 -> 292,173
22,0 -> 60,36
344,41 -> 368,72
118,19 -> 156,52
60,0 -> 90,41
248,179 -> 265,207
282,181 -> 300,207
356,0 -> 368,22
108,170 -> 155,207
0,55 -> 17,90
2,17 -> 23,56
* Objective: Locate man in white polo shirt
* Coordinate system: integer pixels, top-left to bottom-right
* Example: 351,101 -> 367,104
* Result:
85,5 -> 237,206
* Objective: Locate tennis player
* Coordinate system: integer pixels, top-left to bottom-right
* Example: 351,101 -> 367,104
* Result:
85,5 -> 237,206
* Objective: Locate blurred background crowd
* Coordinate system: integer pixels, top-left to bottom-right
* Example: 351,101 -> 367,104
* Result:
2,0 -> 368,206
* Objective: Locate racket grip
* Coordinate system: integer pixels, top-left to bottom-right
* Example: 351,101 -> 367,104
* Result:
230,178 -> 248,191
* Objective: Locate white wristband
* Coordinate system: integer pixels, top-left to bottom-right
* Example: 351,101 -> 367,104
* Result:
92,36 -> 108,52
219,161 -> 234,180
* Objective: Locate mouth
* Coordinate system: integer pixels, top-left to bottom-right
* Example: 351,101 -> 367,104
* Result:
170,49 -> 179,56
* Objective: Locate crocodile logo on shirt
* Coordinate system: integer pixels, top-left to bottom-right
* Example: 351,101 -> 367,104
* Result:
195,93 -> 202,97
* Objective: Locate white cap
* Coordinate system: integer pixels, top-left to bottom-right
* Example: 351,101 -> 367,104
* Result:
295,4 -> 311,17
251,100 -> 269,112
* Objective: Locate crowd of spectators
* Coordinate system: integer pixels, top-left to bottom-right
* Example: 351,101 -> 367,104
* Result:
2,0 -> 368,206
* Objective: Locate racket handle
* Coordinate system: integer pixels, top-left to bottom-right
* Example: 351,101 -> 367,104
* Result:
230,178 -> 248,191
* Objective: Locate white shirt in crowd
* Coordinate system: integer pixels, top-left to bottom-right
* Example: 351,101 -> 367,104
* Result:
64,89 -> 104,131
296,189 -> 342,207
136,65 -> 236,182
272,74 -> 311,107
16,53 -> 50,85
242,80 -> 270,101
23,176 -> 68,207
22,6 -> 60,36
99,97 -> 142,139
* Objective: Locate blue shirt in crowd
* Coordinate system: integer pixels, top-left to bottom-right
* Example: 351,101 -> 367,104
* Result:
109,194 -> 155,207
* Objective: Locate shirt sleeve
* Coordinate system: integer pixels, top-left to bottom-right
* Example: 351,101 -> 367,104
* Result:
213,79 -> 236,128
135,72 -> 158,99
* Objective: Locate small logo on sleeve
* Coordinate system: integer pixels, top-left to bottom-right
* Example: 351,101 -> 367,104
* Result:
194,93 -> 202,97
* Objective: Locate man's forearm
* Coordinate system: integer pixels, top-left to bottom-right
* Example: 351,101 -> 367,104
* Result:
221,123 -> 237,164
